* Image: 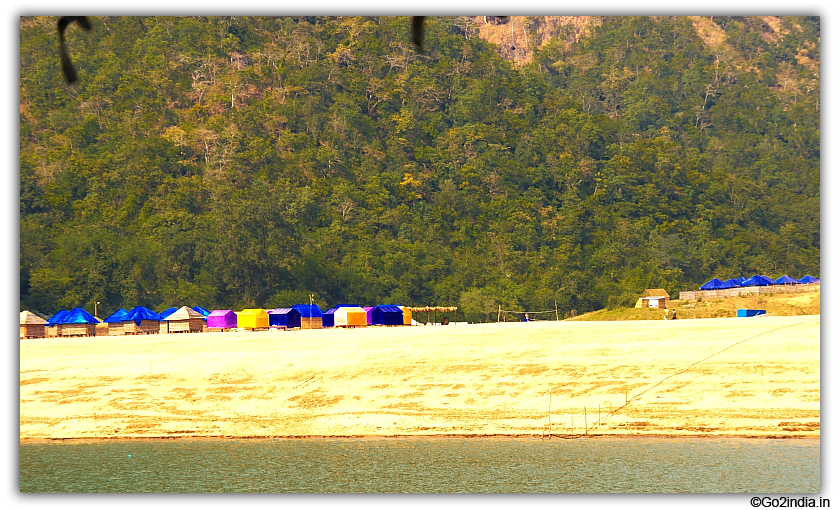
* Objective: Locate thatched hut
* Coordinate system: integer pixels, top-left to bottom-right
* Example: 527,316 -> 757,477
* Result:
54,308 -> 100,337
164,306 -> 206,333
20,311 -> 48,339
123,306 -> 162,335
238,309 -> 269,330
104,309 -> 131,335
640,289 -> 671,310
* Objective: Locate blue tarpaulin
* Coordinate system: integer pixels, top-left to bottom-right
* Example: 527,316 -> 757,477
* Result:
104,309 -> 131,323
776,275 -> 801,285
741,275 -> 775,287
738,309 -> 766,317
700,278 -> 724,290
127,306 -> 161,324
800,275 -> 820,284
47,310 -> 70,327
718,279 -> 741,289
293,304 -> 323,318
55,308 -> 100,324
158,307 -> 178,319
193,306 -> 212,317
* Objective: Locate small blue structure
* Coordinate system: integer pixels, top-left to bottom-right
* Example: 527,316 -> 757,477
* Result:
738,309 -> 766,317
776,275 -> 801,285
269,307 -> 302,329
322,308 -> 336,328
373,305 -> 404,326
800,275 -> 820,284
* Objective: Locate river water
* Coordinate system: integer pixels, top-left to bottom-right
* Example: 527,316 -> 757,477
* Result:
19,437 -> 819,493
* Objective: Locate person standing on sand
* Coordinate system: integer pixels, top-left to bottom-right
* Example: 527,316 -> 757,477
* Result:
672,309 -> 678,320
664,309 -> 669,320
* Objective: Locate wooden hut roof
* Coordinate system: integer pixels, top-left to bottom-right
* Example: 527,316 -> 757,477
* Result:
20,311 -> 48,325
642,289 -> 670,298
165,306 -> 205,321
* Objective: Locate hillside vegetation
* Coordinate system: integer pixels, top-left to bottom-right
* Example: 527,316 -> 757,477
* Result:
19,16 -> 820,322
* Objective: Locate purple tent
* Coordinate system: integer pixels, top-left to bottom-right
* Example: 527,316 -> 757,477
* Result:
363,306 -> 375,325
208,310 -> 237,329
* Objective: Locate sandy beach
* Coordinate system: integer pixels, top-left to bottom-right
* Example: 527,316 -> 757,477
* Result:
19,315 -> 819,440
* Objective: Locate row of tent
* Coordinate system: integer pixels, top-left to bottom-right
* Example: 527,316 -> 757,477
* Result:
700,274 -> 820,290
208,304 -> 412,329
35,303 -> 414,330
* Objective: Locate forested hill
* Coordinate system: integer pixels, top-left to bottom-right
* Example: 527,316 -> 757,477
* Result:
19,16 -> 820,322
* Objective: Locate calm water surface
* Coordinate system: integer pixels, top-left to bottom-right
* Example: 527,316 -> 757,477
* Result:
19,437 -> 819,493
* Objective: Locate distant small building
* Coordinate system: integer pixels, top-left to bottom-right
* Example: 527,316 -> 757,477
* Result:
164,306 -> 206,333
20,311 -> 48,339
639,289 -> 671,310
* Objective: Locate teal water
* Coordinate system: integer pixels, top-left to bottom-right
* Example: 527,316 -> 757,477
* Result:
19,437 -> 819,493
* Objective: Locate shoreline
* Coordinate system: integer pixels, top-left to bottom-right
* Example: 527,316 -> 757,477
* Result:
21,316 -> 820,441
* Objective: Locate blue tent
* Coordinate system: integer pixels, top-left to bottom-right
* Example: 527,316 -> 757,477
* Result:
158,307 -> 178,319
776,275 -> 801,285
373,305 -> 404,326
742,275 -> 774,287
322,308 -> 336,328
800,275 -> 820,284
127,306 -> 161,324
56,308 -> 100,324
269,307 -> 302,329
104,308 -> 131,323
293,304 -> 323,318
737,277 -> 748,284
719,279 -> 741,289
47,310 -> 70,327
193,306 -> 212,317
700,278 -> 724,290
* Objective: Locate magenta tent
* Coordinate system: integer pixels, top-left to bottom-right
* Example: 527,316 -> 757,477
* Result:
208,310 -> 237,329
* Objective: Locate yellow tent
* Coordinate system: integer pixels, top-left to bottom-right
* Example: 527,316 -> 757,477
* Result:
334,306 -> 368,327
398,306 -> 412,325
238,309 -> 269,330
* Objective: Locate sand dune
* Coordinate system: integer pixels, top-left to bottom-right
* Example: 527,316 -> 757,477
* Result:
19,316 -> 819,440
